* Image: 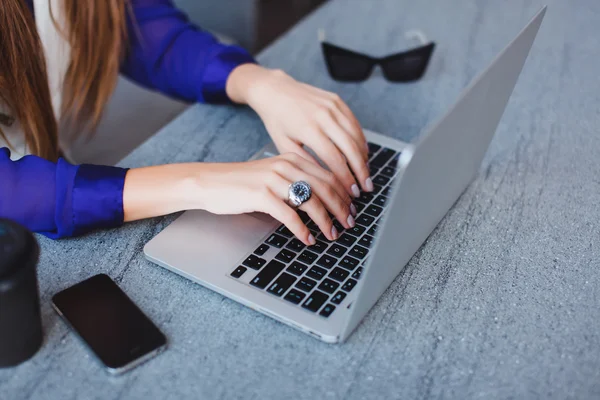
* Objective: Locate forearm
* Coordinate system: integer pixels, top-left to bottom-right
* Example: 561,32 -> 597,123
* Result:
122,164 -> 199,222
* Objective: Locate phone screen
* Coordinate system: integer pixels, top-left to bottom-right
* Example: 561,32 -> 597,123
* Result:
52,274 -> 166,374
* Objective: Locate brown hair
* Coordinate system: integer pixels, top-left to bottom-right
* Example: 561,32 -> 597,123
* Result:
0,0 -> 128,161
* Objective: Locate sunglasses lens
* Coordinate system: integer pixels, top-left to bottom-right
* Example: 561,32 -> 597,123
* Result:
322,43 -> 373,81
381,43 -> 435,82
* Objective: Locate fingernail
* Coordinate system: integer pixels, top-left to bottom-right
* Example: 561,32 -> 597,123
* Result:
331,226 -> 338,240
350,203 -> 357,216
365,177 -> 374,192
308,233 -> 316,245
347,214 -> 356,228
351,184 -> 360,198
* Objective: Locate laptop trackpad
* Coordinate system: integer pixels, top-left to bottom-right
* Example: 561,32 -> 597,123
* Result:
146,210 -> 277,275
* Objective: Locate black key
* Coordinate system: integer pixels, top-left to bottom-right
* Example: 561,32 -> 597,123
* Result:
316,232 -> 328,242
296,277 -> 317,292
352,267 -> 363,280
367,224 -> 379,236
371,147 -> 396,167
254,244 -> 270,256
387,153 -> 401,168
307,220 -> 320,233
357,192 -> 374,204
230,266 -> 247,278
327,244 -> 347,258
380,166 -> 396,177
381,186 -> 391,196
286,261 -> 308,276
359,235 -> 375,248
250,260 -> 286,289
373,195 -> 386,207
286,238 -> 306,252
347,225 -> 366,237
329,267 -> 350,282
319,304 -> 336,318
302,290 -> 328,313
284,289 -> 306,305
317,254 -> 337,269
333,219 -> 345,234
318,278 -> 340,294
364,205 -> 383,217
266,233 -> 288,248
356,214 -> 375,227
373,175 -> 390,186
242,254 -> 266,270
276,225 -> 293,238
267,273 -> 297,297
367,142 -> 381,155
275,249 -> 297,263
337,233 -> 357,247
350,245 -> 369,259
339,256 -> 360,271
309,240 -> 328,254
298,211 -> 311,223
331,291 -> 347,305
342,278 -> 358,292
298,250 -> 318,265
306,266 -> 327,280
354,202 -> 365,214
369,165 -> 380,177
372,184 -> 383,194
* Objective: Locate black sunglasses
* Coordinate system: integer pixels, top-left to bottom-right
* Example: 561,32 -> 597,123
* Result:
319,30 -> 435,82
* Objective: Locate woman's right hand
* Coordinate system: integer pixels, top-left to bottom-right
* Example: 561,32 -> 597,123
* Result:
123,153 -> 358,246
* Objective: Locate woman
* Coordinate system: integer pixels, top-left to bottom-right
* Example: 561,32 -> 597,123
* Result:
0,0 -> 373,245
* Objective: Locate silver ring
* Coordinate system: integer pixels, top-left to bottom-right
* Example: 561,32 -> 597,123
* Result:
288,181 -> 312,208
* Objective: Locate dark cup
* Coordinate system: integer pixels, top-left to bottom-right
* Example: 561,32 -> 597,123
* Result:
0,219 -> 43,367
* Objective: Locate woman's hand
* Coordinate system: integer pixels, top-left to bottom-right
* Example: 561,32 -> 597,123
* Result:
123,153 -> 358,245
226,64 -> 373,198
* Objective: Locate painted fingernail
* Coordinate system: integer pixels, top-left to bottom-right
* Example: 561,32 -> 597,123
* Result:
308,233 -> 316,245
347,214 -> 356,228
351,184 -> 360,198
331,226 -> 338,240
350,203 -> 357,217
365,177 -> 374,192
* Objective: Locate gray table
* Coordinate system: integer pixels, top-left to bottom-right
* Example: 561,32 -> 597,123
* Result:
2,0 -> 599,398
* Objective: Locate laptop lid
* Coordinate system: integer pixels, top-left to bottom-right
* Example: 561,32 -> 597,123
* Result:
340,7 -> 547,341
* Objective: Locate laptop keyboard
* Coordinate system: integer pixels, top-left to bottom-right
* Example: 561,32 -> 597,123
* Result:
229,142 -> 400,318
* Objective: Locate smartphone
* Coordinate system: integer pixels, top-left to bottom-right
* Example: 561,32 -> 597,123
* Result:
52,274 -> 167,375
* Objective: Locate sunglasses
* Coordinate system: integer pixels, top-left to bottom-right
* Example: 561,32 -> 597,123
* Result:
319,30 -> 435,82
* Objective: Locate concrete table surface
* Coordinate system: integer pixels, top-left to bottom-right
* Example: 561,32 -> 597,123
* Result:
2,0 -> 599,399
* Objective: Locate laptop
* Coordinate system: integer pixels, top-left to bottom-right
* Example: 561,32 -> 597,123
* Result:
144,7 -> 546,343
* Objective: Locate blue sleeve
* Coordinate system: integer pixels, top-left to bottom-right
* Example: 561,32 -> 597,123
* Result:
0,148 -> 128,239
121,0 -> 257,103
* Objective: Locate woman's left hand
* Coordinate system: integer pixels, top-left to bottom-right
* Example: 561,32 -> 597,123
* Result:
226,64 -> 373,198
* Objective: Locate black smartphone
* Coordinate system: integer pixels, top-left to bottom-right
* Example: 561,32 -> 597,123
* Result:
52,274 -> 167,374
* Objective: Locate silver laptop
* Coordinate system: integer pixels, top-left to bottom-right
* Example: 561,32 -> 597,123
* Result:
144,8 -> 546,343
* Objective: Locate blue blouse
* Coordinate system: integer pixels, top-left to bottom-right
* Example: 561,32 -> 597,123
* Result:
0,0 -> 255,238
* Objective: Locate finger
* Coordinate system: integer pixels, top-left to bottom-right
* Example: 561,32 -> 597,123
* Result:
281,152 -> 354,214
316,110 -> 372,193
304,129 -> 362,197
330,100 -> 368,160
263,190 -> 314,246
275,154 -> 356,229
299,194 -> 337,241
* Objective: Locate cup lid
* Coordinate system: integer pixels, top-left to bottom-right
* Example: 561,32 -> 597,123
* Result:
0,219 -> 36,279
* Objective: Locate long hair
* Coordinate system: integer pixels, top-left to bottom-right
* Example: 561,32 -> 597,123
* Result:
0,0 -> 128,161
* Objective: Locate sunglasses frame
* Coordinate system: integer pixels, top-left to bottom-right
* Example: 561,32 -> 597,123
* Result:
319,30 -> 436,82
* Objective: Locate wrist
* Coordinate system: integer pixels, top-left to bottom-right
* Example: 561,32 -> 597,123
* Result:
226,64 -> 287,108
